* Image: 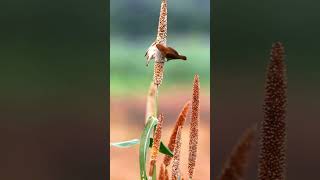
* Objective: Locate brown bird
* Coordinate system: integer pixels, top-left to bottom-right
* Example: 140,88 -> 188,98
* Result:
156,44 -> 187,61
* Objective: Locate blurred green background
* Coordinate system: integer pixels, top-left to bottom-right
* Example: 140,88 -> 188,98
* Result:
110,0 -> 210,96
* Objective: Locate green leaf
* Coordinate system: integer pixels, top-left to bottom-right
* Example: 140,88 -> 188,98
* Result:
109,138 -> 173,157
110,139 -> 140,148
149,138 -> 173,157
139,116 -> 158,180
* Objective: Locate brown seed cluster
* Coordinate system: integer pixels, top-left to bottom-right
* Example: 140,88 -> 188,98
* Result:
153,62 -> 165,86
149,114 -> 164,176
219,126 -> 256,180
156,0 -> 168,44
188,74 -> 200,179
164,168 -> 169,180
258,42 -> 287,180
158,163 -> 165,180
171,127 -> 182,180
163,101 -> 191,166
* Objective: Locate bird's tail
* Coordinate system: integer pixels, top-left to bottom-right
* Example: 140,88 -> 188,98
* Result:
179,55 -> 187,60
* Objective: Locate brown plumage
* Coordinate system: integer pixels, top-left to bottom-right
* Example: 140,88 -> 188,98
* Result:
156,44 -> 187,61
219,126 -> 256,180
163,101 -> 191,167
258,42 -> 287,180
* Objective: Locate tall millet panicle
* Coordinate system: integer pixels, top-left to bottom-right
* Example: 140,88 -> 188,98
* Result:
188,74 -> 200,179
171,127 -> 182,180
156,0 -> 168,45
219,126 -> 256,180
163,101 -> 191,167
149,114 -> 164,177
258,42 -> 287,180
153,0 -> 167,86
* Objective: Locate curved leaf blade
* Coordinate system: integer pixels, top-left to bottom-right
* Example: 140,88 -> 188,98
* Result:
139,116 -> 158,180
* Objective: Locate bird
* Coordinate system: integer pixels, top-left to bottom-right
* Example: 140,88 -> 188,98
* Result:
144,0 -> 186,66
155,44 -> 187,61
145,42 -> 161,66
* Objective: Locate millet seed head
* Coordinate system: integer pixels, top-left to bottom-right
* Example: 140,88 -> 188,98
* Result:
158,163 -> 165,180
219,126 -> 257,180
259,42 -> 287,180
149,114 -> 164,176
153,62 -> 165,87
188,74 -> 200,179
163,100 -> 191,166
171,127 -> 182,180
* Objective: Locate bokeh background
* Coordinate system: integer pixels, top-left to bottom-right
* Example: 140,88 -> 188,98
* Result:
110,0 -> 210,179
1,0 -> 107,179
213,0 -> 320,179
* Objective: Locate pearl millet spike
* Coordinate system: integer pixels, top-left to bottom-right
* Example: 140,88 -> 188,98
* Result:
145,0 -> 168,67
145,0 -> 187,87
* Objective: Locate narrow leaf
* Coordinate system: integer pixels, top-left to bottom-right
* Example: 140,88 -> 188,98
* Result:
109,138 -> 173,157
110,139 -> 140,148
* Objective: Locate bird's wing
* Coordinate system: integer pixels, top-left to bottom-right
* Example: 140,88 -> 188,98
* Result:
156,44 -> 167,52
165,52 -> 178,60
167,47 -> 179,55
